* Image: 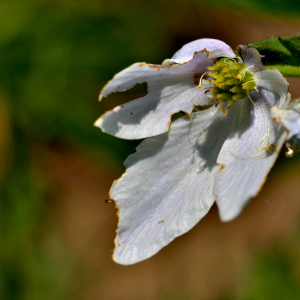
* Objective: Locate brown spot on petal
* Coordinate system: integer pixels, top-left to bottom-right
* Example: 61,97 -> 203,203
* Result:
139,63 -> 164,71
148,64 -> 164,70
168,111 -> 191,130
111,198 -> 121,260
263,144 -> 276,151
167,118 -> 172,131
110,171 -> 128,260
202,127 -> 206,139
216,163 -> 226,174
221,106 -> 227,116
184,111 -> 191,119
99,79 -> 113,101
158,220 -> 164,224
272,116 -> 281,123
140,49 -> 215,73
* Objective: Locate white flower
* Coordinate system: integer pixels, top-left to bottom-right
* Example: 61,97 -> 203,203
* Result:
95,39 -> 289,265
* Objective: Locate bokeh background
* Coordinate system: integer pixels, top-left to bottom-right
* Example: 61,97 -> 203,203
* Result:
1,0 -> 300,299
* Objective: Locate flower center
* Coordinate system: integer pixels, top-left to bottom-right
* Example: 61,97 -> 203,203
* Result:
204,58 -> 258,109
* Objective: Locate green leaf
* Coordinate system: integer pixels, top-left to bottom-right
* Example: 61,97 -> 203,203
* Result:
254,46 -> 294,66
250,35 -> 300,78
267,65 -> 300,78
279,35 -> 300,60
193,0 -> 300,18
251,37 -> 288,50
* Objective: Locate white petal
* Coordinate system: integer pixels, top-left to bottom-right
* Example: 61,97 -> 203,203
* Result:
215,88 -> 287,222
111,106 -> 237,265
96,51 -> 214,139
271,99 -> 300,157
271,99 -> 300,139
171,38 -> 236,63
239,45 -> 266,72
255,69 -> 289,107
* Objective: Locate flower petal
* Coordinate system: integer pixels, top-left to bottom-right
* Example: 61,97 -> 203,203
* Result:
271,99 -> 300,157
111,106 -> 237,265
256,69 -> 289,107
239,45 -> 266,72
215,88 -> 287,222
171,38 -> 236,63
96,51 -> 214,139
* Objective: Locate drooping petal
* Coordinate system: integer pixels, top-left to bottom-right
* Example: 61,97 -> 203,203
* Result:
239,45 -> 266,72
111,106 -> 238,265
96,51 -> 215,139
271,98 -> 300,157
215,88 -> 287,222
171,38 -> 236,63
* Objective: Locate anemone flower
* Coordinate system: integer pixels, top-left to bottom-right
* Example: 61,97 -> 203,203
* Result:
95,39 -> 289,265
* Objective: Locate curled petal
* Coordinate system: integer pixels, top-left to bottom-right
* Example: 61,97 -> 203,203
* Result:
215,88 -> 287,221
111,106 -> 240,265
239,45 -> 266,72
96,51 -> 214,139
171,38 -> 236,64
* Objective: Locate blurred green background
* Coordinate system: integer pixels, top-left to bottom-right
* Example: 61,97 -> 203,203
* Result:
1,0 -> 300,299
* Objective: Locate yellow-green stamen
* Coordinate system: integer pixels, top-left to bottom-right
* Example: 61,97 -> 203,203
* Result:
204,57 -> 258,109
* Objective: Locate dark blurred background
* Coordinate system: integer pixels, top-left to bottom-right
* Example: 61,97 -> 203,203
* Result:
1,0 -> 300,299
